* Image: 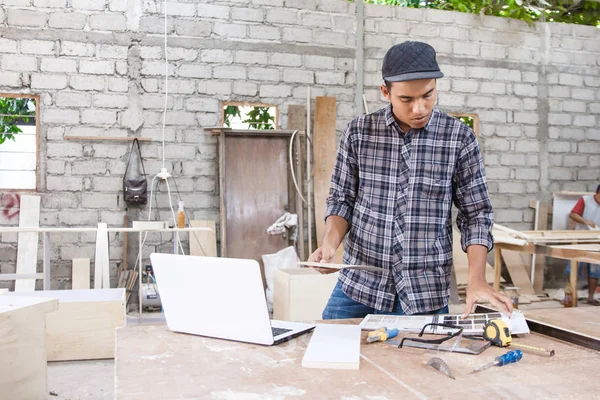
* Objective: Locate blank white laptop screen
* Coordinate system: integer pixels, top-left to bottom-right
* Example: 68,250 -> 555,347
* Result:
150,253 -> 314,345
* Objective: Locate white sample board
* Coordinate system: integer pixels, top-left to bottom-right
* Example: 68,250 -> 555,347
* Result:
359,311 -> 530,336
302,324 -> 361,370
94,223 -> 110,289
14,195 -> 41,291
72,258 -> 91,289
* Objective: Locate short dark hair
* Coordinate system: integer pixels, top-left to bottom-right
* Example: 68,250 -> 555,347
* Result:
596,184 -> 600,194
384,80 -> 391,92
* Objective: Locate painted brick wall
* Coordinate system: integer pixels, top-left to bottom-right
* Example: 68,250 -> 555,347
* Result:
0,0 -> 598,289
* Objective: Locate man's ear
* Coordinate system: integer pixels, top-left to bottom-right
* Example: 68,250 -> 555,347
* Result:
380,84 -> 390,101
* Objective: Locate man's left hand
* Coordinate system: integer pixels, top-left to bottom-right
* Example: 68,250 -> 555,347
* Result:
462,277 -> 513,319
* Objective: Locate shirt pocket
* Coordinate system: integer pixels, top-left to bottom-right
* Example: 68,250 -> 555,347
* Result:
417,163 -> 450,201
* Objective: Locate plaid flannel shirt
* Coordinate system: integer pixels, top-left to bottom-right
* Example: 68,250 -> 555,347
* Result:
325,104 -> 494,314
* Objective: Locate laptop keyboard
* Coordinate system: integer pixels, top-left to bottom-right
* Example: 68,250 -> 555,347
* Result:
272,327 -> 293,337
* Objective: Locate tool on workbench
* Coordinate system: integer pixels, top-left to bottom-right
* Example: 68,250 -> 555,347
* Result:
367,327 -> 399,343
469,350 -> 523,374
426,357 -> 455,380
389,323 -> 491,355
483,319 -> 555,357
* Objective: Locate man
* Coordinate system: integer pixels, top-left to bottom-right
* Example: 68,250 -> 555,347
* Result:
565,185 -> 600,305
309,41 -> 512,319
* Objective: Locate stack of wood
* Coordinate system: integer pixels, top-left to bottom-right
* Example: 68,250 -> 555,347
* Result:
117,269 -> 138,306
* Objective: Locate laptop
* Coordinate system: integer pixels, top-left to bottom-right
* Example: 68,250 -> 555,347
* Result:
150,253 -> 315,345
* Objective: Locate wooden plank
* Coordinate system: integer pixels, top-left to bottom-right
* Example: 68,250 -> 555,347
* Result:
0,295 -> 58,400
493,246 -> 502,291
224,135 -> 290,286
288,105 -> 306,261
570,258 -> 578,307
533,202 -> 548,293
64,136 -> 152,142
189,220 -> 217,257
14,195 -> 40,291
94,223 -> 110,289
0,273 -> 44,280
5,289 -> 125,361
219,130 -> 226,257
524,307 -> 600,343
115,322 -> 600,400
501,250 -> 536,294
72,258 -> 91,290
313,97 -> 336,250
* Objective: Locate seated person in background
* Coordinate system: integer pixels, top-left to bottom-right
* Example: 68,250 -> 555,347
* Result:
565,184 -> 600,306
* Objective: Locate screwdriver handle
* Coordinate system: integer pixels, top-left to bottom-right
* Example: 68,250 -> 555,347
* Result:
495,350 -> 523,366
387,328 -> 399,339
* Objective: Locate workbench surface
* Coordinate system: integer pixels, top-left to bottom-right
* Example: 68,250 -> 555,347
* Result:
116,320 -> 598,400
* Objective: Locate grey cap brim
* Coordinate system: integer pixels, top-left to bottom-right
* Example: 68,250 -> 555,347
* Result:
384,70 -> 444,82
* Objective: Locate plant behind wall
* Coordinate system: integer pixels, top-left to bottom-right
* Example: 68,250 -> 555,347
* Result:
0,97 -> 36,146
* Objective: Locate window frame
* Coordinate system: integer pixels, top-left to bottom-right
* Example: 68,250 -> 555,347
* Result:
0,93 -> 40,192
221,101 -> 279,130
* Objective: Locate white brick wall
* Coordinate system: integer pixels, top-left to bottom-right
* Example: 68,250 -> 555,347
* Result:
0,0 -> 597,290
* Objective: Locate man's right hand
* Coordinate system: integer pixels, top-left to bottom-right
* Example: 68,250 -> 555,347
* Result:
308,245 -> 338,274
587,220 -> 597,228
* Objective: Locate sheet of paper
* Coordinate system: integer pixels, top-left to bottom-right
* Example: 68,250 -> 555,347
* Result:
302,324 -> 361,370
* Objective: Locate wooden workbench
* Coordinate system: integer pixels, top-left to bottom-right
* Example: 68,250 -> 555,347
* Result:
115,320 -> 599,399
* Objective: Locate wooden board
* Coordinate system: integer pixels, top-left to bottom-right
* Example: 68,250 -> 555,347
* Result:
14,195 -> 40,291
524,306 -> 600,342
115,322 -> 600,400
302,324 -> 361,370
224,135 -> 290,284
288,105 -> 305,260
273,268 -> 338,321
72,258 -> 91,289
189,220 -> 217,257
501,250 -> 535,294
313,97 -> 337,249
94,223 -> 109,289
5,289 -> 126,361
532,202 -> 548,293
0,295 -> 58,400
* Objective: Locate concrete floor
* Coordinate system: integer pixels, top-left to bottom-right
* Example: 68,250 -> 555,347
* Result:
48,360 -> 113,400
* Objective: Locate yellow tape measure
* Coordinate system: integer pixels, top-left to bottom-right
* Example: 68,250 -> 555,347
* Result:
483,319 -> 512,347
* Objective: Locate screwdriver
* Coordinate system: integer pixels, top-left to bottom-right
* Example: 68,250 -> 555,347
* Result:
470,350 -> 523,374
367,327 -> 399,344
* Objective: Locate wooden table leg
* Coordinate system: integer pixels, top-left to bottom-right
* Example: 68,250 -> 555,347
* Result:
570,259 -> 578,307
494,246 -> 502,291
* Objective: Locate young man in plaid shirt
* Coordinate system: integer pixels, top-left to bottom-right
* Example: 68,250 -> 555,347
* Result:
309,41 -> 513,319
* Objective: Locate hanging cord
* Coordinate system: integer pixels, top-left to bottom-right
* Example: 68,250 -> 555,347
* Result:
289,130 -> 314,207
161,0 -> 168,171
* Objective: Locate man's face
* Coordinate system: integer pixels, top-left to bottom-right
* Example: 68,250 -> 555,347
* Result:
380,79 -> 437,133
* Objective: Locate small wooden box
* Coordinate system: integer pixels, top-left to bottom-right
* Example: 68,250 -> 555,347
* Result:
273,268 -> 338,321
6,288 -> 126,361
0,295 -> 58,400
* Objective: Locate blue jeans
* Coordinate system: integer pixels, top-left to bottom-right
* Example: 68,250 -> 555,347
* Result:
565,262 -> 600,279
322,282 -> 449,320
